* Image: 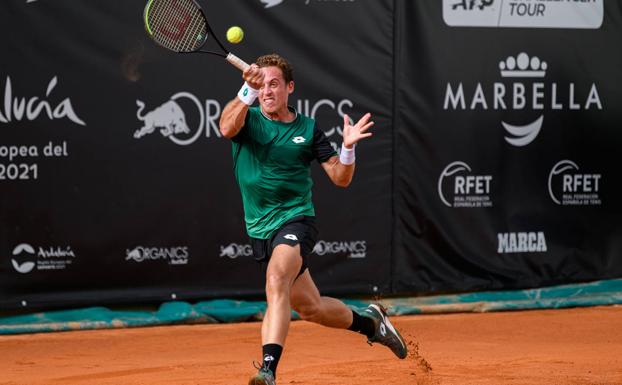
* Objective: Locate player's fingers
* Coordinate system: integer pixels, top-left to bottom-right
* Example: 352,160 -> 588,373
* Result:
343,114 -> 350,129
359,121 -> 375,133
358,132 -> 373,139
356,112 -> 372,127
243,64 -> 258,77
246,68 -> 264,89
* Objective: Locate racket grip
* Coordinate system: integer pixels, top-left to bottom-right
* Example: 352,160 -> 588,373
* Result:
226,53 -> 250,72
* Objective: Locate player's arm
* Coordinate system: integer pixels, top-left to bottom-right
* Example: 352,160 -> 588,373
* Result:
219,64 -> 264,139
321,113 -> 374,188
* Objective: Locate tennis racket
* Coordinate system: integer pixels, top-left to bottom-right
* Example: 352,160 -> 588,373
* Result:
143,0 -> 250,72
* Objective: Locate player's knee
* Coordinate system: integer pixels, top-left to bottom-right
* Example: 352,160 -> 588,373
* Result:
265,273 -> 291,297
294,301 -> 321,322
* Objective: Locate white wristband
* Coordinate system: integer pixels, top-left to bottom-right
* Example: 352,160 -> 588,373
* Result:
237,82 -> 259,105
339,143 -> 356,165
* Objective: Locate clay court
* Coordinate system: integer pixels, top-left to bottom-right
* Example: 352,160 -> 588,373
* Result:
2,305 -> 621,385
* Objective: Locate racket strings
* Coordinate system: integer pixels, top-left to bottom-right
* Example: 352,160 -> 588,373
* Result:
147,0 -> 206,52
149,1 -> 179,50
182,8 -> 205,51
150,0 -> 177,46
163,0 -> 196,51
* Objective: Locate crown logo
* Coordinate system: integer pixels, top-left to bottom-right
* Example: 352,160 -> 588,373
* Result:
499,52 -> 547,78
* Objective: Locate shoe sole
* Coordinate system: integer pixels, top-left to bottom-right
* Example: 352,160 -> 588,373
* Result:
248,373 -> 275,385
369,304 -> 408,359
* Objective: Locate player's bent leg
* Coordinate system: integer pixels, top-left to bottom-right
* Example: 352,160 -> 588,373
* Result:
290,271 -> 408,360
290,269 -> 352,329
263,244 -> 302,345
251,244 -> 302,385
362,304 -> 408,359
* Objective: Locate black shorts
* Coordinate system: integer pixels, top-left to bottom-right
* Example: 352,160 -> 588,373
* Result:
250,216 -> 318,277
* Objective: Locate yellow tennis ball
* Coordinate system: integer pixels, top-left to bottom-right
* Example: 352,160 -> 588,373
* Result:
226,26 -> 244,44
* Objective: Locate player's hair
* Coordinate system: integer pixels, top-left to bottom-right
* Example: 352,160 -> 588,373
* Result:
256,54 -> 294,83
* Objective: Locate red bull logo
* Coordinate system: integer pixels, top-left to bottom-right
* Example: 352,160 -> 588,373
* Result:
134,100 -> 190,139
134,92 -> 222,145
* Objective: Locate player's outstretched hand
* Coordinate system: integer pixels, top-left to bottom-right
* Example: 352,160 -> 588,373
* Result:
243,64 -> 264,90
343,113 -> 374,149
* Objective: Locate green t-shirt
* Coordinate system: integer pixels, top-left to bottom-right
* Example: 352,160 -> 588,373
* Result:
231,107 -> 336,239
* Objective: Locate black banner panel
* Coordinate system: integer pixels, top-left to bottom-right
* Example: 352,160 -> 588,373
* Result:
1,0 -> 394,309
393,1 -> 622,293
1,0 -> 621,310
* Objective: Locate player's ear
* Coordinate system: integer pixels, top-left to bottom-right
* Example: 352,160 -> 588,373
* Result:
287,81 -> 295,94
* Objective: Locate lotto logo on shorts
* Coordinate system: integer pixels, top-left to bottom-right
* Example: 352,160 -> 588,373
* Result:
284,234 -> 299,241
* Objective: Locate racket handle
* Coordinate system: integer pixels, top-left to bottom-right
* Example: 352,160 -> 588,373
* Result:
226,53 -> 250,72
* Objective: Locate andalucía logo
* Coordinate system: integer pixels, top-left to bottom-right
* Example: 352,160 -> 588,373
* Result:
11,243 -> 76,274
0,76 -> 86,126
11,244 -> 36,274
443,52 -> 603,147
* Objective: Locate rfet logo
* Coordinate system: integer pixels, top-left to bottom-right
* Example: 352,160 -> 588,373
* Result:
438,161 -> 493,208
548,160 -> 602,206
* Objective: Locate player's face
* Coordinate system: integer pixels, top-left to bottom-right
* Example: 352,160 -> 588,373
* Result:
258,66 -> 294,114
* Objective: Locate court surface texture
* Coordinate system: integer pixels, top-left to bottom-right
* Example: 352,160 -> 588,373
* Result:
1,305 -> 621,385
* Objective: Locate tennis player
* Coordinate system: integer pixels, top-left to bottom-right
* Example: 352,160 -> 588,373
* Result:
220,54 -> 407,385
